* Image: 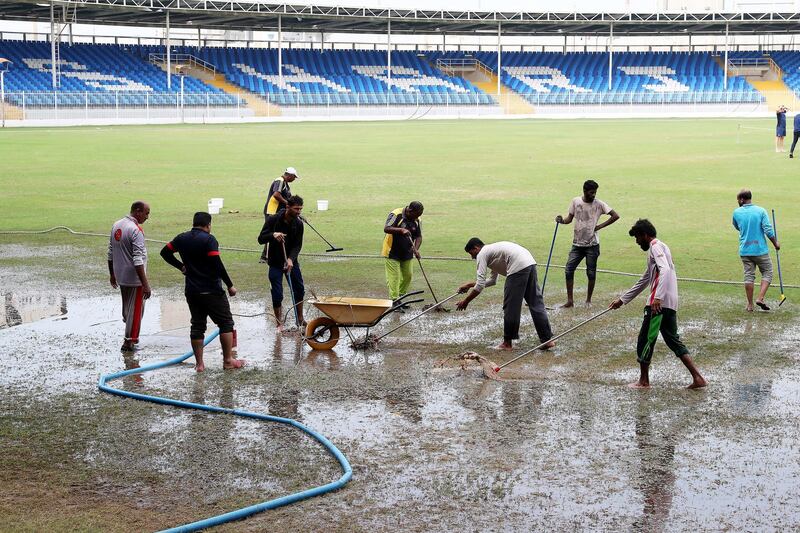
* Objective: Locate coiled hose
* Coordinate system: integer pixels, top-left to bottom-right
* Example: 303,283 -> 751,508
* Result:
98,330 -> 352,532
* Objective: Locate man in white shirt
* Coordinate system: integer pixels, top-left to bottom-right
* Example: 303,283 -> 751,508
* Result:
108,201 -> 152,352
556,179 -> 619,308
609,219 -> 707,389
457,238 -> 555,351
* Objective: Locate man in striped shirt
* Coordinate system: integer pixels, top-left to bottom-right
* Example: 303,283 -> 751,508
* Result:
108,201 -> 151,352
610,219 -> 706,389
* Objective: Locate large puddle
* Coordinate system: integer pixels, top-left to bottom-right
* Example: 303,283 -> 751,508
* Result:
1,254 -> 799,531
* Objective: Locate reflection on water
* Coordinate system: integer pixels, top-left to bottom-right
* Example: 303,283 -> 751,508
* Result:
633,401 -> 678,533
1,292 -> 67,328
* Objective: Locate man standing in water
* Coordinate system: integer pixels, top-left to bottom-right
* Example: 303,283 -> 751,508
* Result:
556,179 -> 619,308
609,219 -> 706,389
161,212 -> 245,372
108,201 -> 152,352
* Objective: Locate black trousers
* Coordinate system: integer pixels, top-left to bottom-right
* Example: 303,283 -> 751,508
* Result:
503,265 -> 553,342
790,131 -> 800,154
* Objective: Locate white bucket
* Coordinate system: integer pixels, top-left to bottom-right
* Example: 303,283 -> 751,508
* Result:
208,201 -> 220,215
317,200 -> 329,211
210,197 -> 224,208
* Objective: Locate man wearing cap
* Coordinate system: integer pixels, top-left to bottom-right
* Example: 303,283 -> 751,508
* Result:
260,167 -> 299,263
108,201 -> 152,352
382,201 -> 424,307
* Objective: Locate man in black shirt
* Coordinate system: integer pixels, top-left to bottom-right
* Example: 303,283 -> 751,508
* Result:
382,201 -> 424,304
258,196 -> 306,329
161,212 -> 245,372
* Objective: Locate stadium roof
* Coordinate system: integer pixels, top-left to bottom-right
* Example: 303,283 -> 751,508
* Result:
3,1 -> 800,36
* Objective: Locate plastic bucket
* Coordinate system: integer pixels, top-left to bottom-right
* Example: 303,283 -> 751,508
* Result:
317,200 -> 329,211
208,201 -> 220,215
210,197 -> 224,208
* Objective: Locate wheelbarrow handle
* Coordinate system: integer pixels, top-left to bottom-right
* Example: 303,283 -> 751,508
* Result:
393,290 -> 425,304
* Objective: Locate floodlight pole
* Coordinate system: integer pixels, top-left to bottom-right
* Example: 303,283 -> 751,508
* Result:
50,0 -> 56,89
387,18 -> 392,85
166,10 -> 171,90
608,23 -> 614,91
724,23 -> 729,90
497,22 -> 501,96
278,15 -> 283,89
1,68 -> 5,128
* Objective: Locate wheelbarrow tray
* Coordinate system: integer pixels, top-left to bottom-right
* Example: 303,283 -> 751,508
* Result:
310,297 -> 394,326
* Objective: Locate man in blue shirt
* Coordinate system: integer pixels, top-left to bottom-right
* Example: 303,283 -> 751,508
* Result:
732,189 -> 780,311
789,112 -> 800,158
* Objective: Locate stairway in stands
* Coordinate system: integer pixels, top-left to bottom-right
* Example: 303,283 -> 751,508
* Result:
149,53 -> 281,116
435,58 -> 534,114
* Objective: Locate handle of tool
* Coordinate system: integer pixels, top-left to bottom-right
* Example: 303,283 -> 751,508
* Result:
771,209 -> 785,296
281,240 -> 301,326
497,306 -> 614,371
409,235 -> 440,304
541,221 -> 559,296
301,215 -> 340,250
375,292 -> 460,341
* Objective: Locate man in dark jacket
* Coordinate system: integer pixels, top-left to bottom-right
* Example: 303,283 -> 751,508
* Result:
258,196 -> 306,329
160,211 -> 244,372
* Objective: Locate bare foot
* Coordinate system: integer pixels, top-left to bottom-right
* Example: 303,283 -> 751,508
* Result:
687,377 -> 708,389
276,322 -> 284,332
584,301 -> 592,308
627,381 -> 650,389
224,359 -> 246,370
745,305 -> 754,312
560,301 -> 574,309
195,362 -> 206,373
493,342 -> 513,351
541,340 -> 556,350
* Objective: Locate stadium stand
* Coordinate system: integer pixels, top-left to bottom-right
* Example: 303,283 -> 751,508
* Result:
427,51 -> 763,104
0,40 -> 772,107
127,45 -> 496,105
0,41 -> 237,106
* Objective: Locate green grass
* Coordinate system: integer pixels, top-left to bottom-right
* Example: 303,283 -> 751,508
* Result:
0,118 -> 795,295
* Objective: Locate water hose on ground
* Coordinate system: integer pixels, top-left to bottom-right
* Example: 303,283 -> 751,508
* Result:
98,330 -> 352,532
2,226 -> 798,289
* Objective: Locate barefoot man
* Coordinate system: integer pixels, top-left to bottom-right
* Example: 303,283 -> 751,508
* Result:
457,238 -> 555,351
609,220 -> 706,389
160,212 -> 245,372
555,179 -> 619,308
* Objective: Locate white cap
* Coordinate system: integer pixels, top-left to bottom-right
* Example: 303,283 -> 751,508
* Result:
284,167 -> 300,178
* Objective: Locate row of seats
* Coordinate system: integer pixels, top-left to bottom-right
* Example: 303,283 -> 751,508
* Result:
428,51 -> 763,103
0,40 -> 777,107
0,41 -> 237,106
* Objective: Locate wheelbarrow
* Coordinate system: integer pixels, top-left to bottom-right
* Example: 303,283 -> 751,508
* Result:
304,291 -> 424,350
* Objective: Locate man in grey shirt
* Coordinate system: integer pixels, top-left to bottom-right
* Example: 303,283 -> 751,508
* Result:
556,179 -> 619,308
609,219 -> 706,389
108,201 -> 152,352
457,238 -> 554,351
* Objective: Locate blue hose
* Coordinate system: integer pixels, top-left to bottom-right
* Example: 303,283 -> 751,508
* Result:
98,330 -> 353,533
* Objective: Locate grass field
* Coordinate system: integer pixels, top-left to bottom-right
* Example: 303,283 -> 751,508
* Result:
1,118 -> 799,532
0,117 -> 796,295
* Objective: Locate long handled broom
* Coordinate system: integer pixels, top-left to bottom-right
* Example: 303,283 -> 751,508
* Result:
771,209 -> 787,306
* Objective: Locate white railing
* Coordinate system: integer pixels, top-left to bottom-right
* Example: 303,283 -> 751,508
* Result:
436,58 -> 495,79
0,90 -> 788,125
148,53 -> 217,74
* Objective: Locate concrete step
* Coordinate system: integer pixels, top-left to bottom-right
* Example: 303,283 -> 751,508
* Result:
749,79 -> 796,111
472,73 -> 535,115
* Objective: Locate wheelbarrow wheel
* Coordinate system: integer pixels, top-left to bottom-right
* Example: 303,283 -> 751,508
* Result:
305,317 -> 340,350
